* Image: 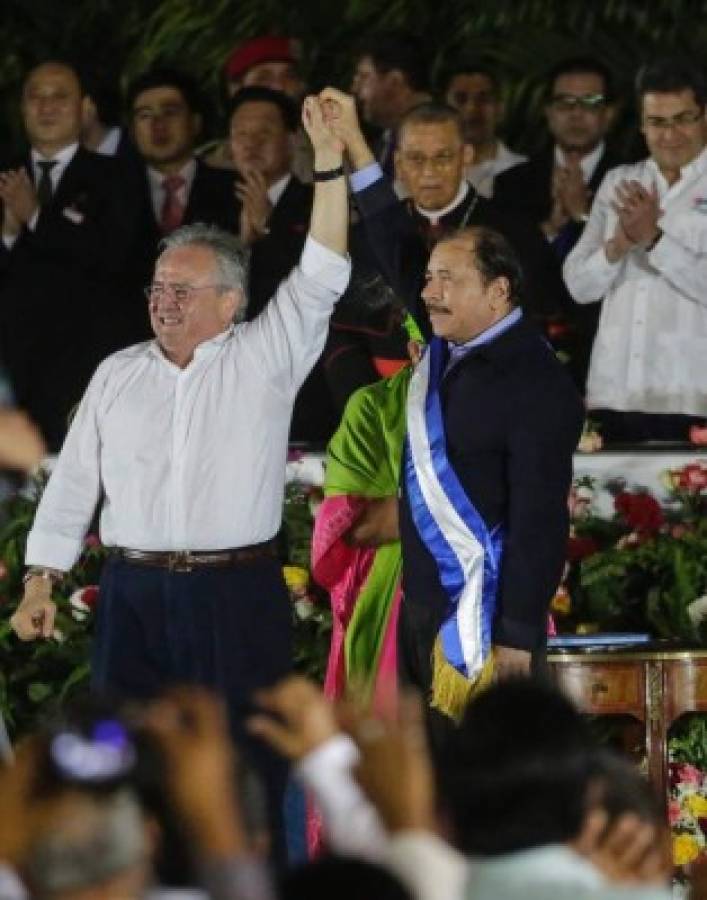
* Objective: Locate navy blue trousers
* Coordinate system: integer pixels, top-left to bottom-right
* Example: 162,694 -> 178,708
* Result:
92,556 -> 293,860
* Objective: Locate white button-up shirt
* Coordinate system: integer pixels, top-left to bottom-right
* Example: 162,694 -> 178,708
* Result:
466,141 -> 527,198
563,148 -> 707,416
26,237 -> 350,571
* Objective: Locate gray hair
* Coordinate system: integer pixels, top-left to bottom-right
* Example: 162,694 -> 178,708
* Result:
159,222 -> 250,323
23,789 -> 148,895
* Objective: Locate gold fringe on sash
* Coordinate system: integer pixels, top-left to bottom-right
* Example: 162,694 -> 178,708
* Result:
430,638 -> 495,723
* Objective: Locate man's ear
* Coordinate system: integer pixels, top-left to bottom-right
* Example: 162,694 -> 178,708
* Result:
463,143 -> 474,168
490,276 -> 511,309
222,287 -> 245,323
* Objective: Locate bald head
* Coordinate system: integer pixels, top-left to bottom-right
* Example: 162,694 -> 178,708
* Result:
22,62 -> 85,155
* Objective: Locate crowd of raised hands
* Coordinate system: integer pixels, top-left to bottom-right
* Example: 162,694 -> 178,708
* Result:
1,674 -> 703,900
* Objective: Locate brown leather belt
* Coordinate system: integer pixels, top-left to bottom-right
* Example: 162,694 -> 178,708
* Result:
113,540 -> 278,573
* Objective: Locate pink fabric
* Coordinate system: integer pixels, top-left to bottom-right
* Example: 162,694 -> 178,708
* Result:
312,495 -> 377,701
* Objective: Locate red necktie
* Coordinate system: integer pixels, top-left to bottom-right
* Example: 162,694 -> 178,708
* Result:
159,175 -> 185,234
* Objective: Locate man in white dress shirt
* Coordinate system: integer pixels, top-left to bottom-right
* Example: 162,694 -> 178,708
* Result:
564,58 -> 707,442
10,94 -> 350,859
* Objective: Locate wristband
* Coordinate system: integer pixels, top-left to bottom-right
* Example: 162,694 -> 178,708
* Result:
645,229 -> 662,252
312,166 -> 345,182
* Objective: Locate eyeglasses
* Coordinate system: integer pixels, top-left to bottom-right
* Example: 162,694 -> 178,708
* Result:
549,93 -> 608,112
144,282 -> 227,304
642,109 -> 704,131
400,151 -> 460,171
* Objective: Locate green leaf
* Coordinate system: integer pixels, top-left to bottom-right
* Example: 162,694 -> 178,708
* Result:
27,682 -> 53,704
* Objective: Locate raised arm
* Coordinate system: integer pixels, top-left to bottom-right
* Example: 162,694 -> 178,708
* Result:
303,95 -> 347,257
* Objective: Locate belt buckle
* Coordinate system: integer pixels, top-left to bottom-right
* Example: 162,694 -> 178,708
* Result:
169,551 -> 194,573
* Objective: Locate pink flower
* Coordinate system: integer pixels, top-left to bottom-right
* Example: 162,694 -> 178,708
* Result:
678,463 -> 707,493
668,799 -> 683,826
84,533 -> 102,548
690,424 -> 707,445
677,763 -> 703,787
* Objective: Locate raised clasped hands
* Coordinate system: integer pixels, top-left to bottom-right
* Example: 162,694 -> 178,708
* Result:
235,167 -> 272,245
301,95 -> 344,164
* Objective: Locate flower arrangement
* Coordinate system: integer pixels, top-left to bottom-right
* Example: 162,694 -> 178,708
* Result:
551,462 -> 707,640
668,715 -> 707,871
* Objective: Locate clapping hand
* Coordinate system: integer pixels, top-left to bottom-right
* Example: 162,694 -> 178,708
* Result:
235,168 -> 272,245
611,179 -> 660,246
0,168 -> 39,230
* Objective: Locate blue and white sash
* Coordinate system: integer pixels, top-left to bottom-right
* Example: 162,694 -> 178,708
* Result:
404,337 -> 503,680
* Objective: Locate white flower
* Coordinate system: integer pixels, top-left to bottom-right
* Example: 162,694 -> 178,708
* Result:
69,588 -> 91,621
687,595 -> 707,628
294,598 -> 315,620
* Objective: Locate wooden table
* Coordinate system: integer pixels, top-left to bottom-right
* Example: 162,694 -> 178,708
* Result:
547,647 -> 707,804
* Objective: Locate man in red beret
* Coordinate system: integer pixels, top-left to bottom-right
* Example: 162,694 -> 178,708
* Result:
224,35 -> 304,100
204,36 -> 311,181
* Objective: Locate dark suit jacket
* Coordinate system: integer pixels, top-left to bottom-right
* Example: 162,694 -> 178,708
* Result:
493,144 -> 622,240
354,175 -> 569,333
399,319 -> 584,652
246,176 -> 312,320
494,144 -> 624,391
0,146 -> 142,449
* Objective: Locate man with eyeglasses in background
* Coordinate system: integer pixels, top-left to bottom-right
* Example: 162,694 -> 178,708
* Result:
128,68 -> 238,340
494,57 -> 622,392
564,58 -> 707,443
10,95 -> 350,863
340,98 -> 566,324
442,62 -> 527,198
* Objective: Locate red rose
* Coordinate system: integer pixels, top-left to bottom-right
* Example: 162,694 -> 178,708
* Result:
614,491 -> 664,533
80,586 -> 99,609
567,535 -> 599,561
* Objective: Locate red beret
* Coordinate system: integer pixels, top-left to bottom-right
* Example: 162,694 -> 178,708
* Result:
225,36 -> 299,81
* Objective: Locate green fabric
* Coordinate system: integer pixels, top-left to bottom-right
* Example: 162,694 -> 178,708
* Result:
324,365 -> 412,700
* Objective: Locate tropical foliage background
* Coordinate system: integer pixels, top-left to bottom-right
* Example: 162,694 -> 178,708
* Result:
2,0 -> 706,154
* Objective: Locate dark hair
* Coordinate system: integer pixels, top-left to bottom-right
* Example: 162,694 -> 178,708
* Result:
126,67 -> 204,116
546,56 -> 615,103
281,856 -> 413,900
356,31 -> 429,92
587,749 -> 664,829
79,65 -> 122,127
399,101 -> 465,142
635,57 -> 707,109
228,85 -> 299,132
440,63 -> 500,97
441,226 -> 524,307
438,678 -> 595,855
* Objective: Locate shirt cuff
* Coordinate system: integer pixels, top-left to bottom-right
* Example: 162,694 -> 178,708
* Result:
25,528 -> 81,572
296,732 -> 360,784
349,162 -> 384,193
2,233 -> 18,250
298,235 -> 351,294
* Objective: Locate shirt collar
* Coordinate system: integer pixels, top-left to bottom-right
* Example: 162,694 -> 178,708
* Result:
149,324 -> 235,368
96,126 -> 122,156
147,157 -> 197,194
555,141 -> 605,182
414,180 -> 470,225
267,172 -> 291,206
446,306 -> 523,369
31,142 -> 79,168
647,144 -> 707,188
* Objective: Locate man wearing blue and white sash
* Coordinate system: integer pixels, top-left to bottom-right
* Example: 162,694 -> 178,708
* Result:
322,87 -> 584,733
